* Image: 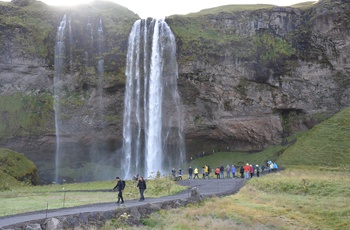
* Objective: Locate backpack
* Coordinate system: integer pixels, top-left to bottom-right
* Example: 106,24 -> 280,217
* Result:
122,180 -> 126,190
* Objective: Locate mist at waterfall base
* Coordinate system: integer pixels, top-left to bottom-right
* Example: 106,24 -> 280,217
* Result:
122,19 -> 186,179
51,16 -> 185,184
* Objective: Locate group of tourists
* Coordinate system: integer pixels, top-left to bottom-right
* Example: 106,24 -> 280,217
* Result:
179,160 -> 278,180
112,160 -> 278,204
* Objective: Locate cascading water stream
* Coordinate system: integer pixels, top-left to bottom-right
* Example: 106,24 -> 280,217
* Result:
97,18 -> 105,124
122,19 -> 186,179
54,15 -> 67,183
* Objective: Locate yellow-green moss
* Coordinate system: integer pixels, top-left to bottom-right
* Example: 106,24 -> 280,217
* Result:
0,148 -> 39,189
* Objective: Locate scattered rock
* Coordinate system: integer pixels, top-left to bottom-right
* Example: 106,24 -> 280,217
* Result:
43,218 -> 62,230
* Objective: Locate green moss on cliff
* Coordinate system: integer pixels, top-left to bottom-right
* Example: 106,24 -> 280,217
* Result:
0,1 -> 56,59
0,0 -> 139,139
0,148 -> 39,189
0,93 -> 54,139
253,34 -> 296,62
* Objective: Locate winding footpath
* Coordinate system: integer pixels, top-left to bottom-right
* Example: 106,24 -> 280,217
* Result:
0,177 -> 245,229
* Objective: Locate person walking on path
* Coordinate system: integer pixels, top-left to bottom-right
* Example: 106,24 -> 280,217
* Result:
112,177 -> 124,204
194,167 -> 199,179
178,168 -> 183,180
171,168 -> 176,179
137,176 -> 147,201
256,165 -> 260,177
188,167 -> 193,180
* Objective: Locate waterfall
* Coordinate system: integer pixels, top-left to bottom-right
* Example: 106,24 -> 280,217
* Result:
122,19 -> 186,179
54,15 -> 67,183
97,18 -> 105,122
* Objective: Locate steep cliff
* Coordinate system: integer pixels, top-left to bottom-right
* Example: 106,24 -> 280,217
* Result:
0,0 -> 349,182
168,0 -> 350,154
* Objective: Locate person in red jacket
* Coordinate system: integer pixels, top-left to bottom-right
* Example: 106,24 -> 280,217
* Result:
244,163 -> 250,179
215,167 -> 220,179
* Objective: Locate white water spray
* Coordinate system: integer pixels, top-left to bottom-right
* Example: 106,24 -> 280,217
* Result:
54,15 -> 67,183
122,19 -> 186,178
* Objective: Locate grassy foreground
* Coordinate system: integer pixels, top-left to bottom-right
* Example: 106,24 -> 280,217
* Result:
0,176 -> 185,217
104,167 -> 349,230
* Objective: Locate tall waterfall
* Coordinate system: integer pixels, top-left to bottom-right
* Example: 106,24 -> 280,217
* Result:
122,19 -> 186,179
97,18 -> 105,120
54,15 -> 67,183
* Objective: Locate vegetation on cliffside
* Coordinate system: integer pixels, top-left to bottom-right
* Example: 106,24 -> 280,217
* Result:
0,148 -> 39,190
0,0 -> 138,139
0,93 -> 54,139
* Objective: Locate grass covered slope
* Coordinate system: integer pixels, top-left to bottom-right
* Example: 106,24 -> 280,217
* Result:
277,107 -> 350,168
0,148 -> 39,190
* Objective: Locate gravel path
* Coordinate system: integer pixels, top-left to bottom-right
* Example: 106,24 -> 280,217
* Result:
0,177 -> 245,228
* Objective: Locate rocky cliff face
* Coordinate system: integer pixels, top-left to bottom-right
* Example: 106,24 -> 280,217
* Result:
168,0 -> 350,154
0,0 -> 349,182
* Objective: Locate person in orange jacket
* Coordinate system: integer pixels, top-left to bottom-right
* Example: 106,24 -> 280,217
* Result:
244,163 -> 250,179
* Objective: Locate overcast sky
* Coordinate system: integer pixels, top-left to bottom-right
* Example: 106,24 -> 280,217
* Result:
1,0 -> 318,18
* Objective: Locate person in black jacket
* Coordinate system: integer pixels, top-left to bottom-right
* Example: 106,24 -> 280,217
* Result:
239,166 -> 244,178
112,177 -> 124,204
137,176 -> 147,201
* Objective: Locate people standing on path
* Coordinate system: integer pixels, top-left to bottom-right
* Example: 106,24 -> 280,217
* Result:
215,166 -> 220,179
188,167 -> 193,180
231,165 -> 236,178
112,177 -> 124,204
226,164 -> 231,178
137,176 -> 147,201
220,165 -> 224,179
250,164 -> 254,178
204,165 -> 209,179
240,165 -> 244,178
207,165 -> 211,179
194,167 -> 199,179
244,163 -> 250,179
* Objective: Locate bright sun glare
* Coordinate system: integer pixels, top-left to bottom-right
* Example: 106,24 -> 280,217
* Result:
1,0 -> 317,18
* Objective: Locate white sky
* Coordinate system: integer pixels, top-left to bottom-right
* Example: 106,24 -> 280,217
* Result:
1,0 -> 317,18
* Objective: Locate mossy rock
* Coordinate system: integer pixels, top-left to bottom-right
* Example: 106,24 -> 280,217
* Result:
0,148 -> 39,189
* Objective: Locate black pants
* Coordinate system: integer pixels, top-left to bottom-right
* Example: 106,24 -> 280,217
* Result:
117,190 -> 124,203
139,188 -> 145,200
